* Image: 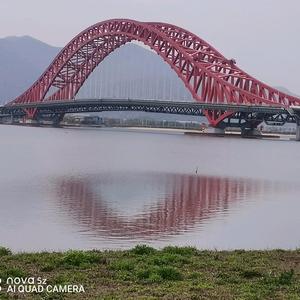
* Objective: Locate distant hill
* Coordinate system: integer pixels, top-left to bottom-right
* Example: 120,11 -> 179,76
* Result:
0,36 -> 60,104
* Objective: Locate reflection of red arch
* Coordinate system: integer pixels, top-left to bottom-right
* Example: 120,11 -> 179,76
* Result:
56,173 -> 263,239
8,19 -> 300,125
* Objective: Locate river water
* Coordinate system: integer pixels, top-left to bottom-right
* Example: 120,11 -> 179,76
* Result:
0,125 -> 299,252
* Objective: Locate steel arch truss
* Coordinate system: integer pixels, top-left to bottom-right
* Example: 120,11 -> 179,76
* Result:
8,19 -> 300,126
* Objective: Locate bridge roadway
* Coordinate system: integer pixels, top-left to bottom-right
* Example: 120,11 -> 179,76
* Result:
1,98 -> 300,139
0,98 -> 292,116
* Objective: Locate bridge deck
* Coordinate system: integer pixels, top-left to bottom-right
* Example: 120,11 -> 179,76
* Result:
1,98 -> 289,116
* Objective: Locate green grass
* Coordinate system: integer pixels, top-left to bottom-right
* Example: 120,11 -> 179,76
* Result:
0,245 -> 299,299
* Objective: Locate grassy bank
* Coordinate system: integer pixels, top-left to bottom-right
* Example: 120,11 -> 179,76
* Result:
0,245 -> 299,299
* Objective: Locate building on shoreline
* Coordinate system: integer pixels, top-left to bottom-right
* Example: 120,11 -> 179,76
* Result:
63,114 -> 206,130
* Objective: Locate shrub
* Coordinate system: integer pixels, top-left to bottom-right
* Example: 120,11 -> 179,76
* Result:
241,270 -> 263,279
40,264 -> 55,272
277,269 -> 294,285
136,269 -> 151,280
148,273 -> 162,283
162,246 -> 198,256
110,259 -> 135,271
131,245 -> 156,255
136,265 -> 182,282
156,266 -> 183,281
0,247 -> 12,257
62,251 -> 101,267
151,253 -> 190,266
5,267 -> 26,278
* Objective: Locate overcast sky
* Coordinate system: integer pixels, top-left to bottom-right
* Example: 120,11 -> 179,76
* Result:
1,0 -> 300,94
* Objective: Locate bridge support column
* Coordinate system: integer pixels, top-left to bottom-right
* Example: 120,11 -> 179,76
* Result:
288,108 -> 300,141
241,128 -> 262,138
206,127 -> 225,135
24,119 -> 39,125
296,121 -> 300,141
22,108 -> 39,125
33,113 -> 65,127
52,113 -> 65,127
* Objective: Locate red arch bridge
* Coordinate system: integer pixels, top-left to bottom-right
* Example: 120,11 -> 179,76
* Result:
1,19 -> 300,138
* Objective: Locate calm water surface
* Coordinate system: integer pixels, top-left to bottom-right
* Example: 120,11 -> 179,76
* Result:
0,125 -> 300,251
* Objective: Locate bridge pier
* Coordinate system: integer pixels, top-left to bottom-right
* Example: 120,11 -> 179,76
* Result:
206,127 -> 225,135
30,112 -> 65,127
296,121 -> 300,141
289,107 -> 300,141
241,128 -> 262,138
51,113 -> 65,127
24,119 -> 39,125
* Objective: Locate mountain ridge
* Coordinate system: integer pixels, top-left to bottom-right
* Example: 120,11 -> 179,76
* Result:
0,36 -> 60,104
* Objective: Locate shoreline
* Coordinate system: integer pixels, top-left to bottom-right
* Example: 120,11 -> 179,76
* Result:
0,245 -> 299,299
63,125 -> 296,140
0,122 -> 296,140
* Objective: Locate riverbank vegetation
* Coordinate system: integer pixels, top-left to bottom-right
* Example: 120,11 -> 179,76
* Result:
0,245 -> 299,299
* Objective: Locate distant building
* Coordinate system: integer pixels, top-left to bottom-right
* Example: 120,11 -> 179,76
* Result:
62,114 -> 205,130
64,115 -> 102,125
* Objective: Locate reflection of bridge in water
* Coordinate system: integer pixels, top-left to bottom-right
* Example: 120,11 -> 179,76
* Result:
56,173 -> 268,239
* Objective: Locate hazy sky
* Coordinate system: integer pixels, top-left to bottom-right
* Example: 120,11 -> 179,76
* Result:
1,0 -> 300,94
